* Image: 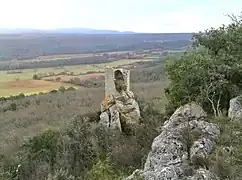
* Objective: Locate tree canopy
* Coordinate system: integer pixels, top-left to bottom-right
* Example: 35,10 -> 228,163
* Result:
165,13 -> 242,116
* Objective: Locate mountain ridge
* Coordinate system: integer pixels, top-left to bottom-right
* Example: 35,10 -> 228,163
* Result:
0,28 -> 136,34
0,28 -> 194,35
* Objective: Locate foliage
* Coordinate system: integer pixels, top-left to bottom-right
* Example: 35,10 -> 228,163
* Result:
85,158 -> 124,180
165,14 -> 242,115
58,86 -> 66,93
33,74 -> 41,80
66,87 -> 76,91
20,130 -> 63,175
0,98 -> 165,180
208,116 -> 242,179
46,169 -> 75,180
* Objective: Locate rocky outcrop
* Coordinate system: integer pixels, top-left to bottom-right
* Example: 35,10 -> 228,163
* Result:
228,96 -> 242,121
126,103 -> 220,180
99,90 -> 140,131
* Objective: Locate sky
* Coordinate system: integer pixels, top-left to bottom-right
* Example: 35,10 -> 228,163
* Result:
0,0 -> 241,33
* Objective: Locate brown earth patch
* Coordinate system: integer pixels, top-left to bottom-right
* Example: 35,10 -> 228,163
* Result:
4,80 -> 62,89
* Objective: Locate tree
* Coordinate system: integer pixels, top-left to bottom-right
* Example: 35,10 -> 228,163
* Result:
165,13 -> 242,116
33,74 -> 40,80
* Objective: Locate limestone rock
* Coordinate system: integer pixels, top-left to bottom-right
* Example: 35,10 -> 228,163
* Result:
99,90 -> 140,131
126,103 -> 220,180
99,106 -> 122,132
189,168 -> 220,180
126,169 -> 144,180
228,96 -> 242,121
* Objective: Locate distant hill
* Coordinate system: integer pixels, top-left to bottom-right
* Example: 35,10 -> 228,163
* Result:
51,28 -> 136,34
0,28 -> 136,35
0,32 -> 194,61
0,28 -> 195,36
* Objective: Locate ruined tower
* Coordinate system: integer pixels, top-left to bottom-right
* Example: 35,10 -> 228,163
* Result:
99,67 -> 140,131
104,67 -> 130,97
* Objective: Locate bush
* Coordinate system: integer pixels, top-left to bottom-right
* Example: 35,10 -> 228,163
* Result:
0,100 -> 165,179
165,15 -> 242,116
207,116 -> 242,179
46,169 -> 75,180
33,74 -> 40,80
58,86 -> 66,93
85,159 -> 124,180
20,130 -> 63,175
66,87 -> 76,91
10,103 -> 17,111
49,90 -> 58,93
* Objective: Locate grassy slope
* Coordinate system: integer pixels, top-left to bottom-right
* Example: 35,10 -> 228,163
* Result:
0,81 -> 167,156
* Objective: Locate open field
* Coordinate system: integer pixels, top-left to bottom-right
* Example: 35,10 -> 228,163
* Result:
43,73 -> 104,82
21,51 -> 134,62
35,53 -> 94,61
0,80 -> 72,97
0,58 -> 152,82
0,58 -> 153,97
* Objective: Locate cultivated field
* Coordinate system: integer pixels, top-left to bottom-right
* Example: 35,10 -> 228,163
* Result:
0,58 -> 153,97
0,80 -> 71,97
43,73 -> 104,82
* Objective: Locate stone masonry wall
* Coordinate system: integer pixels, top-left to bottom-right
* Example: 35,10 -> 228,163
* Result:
104,67 -> 130,97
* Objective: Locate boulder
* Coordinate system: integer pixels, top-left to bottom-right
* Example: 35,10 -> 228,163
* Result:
126,103 -> 220,180
228,96 -> 242,121
99,107 -> 122,132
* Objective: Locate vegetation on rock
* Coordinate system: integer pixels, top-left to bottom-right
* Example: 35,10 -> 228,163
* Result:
165,14 -> 242,117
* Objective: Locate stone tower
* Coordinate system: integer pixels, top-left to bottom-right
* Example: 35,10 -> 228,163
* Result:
104,67 -> 130,97
99,67 -> 140,131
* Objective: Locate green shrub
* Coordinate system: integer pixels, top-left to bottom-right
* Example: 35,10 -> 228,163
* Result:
165,15 -> 242,116
33,74 -> 40,80
85,158 -> 124,180
46,169 -> 75,180
0,102 -> 165,179
66,87 -> 76,91
21,130 -> 63,174
49,90 -> 58,93
10,103 -> 17,111
58,86 -> 66,93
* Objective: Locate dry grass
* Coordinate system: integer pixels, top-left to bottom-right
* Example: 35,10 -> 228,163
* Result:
0,80 -> 72,97
35,53 -> 94,61
0,81 -> 167,156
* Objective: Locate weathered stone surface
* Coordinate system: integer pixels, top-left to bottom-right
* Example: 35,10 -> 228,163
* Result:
99,106 -> 122,132
126,169 -> 144,180
99,90 -> 140,131
228,96 -> 242,121
99,67 -> 140,131
126,103 -> 220,180
189,168 -> 220,180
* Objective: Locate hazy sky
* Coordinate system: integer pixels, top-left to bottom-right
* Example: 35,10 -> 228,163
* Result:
0,0 -> 241,33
